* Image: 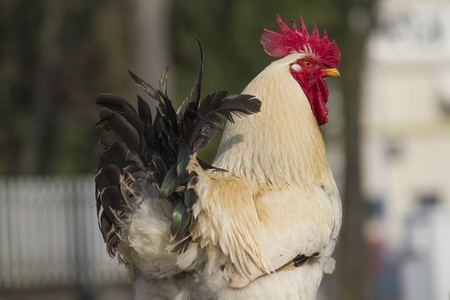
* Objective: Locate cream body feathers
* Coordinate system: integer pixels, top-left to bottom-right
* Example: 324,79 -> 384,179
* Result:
120,53 -> 342,299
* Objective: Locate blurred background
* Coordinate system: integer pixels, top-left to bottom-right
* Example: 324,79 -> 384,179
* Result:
1,0 -> 449,299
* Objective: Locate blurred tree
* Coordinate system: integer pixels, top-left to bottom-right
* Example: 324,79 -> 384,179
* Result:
0,0 -> 133,174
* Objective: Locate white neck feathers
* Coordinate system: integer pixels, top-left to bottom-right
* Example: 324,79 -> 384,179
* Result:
213,54 -> 332,192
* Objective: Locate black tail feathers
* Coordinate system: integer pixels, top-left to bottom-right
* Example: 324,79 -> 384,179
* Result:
94,37 -> 261,255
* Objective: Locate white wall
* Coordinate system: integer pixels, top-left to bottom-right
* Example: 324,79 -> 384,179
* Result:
360,1 -> 450,298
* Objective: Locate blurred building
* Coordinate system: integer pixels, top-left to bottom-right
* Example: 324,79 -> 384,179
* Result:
361,0 -> 450,299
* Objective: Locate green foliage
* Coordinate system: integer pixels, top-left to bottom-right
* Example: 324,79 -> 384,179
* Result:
0,0 -> 133,174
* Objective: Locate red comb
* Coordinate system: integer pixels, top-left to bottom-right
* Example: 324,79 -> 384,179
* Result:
260,15 -> 341,68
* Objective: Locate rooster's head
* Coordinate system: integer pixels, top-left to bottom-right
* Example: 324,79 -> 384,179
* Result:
260,15 -> 341,125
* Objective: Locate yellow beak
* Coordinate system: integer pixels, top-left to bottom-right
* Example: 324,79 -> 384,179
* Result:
321,68 -> 340,78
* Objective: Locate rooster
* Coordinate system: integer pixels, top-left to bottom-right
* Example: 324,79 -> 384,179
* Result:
95,14 -> 342,300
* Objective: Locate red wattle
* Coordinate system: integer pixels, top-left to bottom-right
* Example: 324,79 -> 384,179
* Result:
291,71 -> 330,126
310,79 -> 329,126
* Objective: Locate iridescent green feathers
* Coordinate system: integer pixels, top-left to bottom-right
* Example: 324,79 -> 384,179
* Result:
94,37 -> 261,256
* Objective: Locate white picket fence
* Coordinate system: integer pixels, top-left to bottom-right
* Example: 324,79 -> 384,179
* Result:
0,175 -> 129,290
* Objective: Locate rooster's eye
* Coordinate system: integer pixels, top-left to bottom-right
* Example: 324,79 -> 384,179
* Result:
303,60 -> 313,68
